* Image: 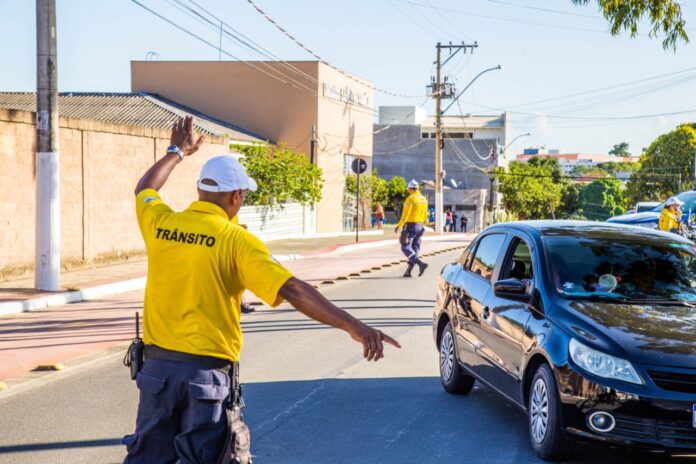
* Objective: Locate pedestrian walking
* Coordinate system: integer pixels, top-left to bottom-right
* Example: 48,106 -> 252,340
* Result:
460,214 -> 468,233
374,203 -> 385,230
124,116 -> 400,463
445,209 -> 453,231
394,179 -> 429,278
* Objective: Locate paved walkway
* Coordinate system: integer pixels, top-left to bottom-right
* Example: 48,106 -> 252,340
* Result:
0,233 -> 472,383
0,232 -> 397,303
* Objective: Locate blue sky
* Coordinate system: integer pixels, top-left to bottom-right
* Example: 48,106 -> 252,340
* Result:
1,0 -> 695,155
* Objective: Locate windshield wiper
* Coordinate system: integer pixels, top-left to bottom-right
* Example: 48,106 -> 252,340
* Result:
564,294 -> 629,302
624,297 -> 696,308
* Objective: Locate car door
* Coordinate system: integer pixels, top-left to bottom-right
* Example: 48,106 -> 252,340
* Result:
449,232 -> 508,374
476,235 -> 535,404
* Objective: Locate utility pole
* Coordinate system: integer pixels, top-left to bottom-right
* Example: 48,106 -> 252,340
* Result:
430,41 -> 478,234
36,0 -> 61,291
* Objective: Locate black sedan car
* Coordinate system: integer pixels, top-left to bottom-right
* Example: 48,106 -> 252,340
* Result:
433,221 -> 696,460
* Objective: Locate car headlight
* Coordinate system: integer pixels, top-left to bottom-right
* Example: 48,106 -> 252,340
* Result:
636,222 -> 658,229
569,339 -> 643,385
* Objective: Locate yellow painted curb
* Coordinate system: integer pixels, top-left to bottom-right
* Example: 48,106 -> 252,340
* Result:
0,382 -> 8,390
34,364 -> 64,372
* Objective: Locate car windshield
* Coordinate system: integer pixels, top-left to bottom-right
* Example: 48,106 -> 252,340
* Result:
544,236 -> 696,302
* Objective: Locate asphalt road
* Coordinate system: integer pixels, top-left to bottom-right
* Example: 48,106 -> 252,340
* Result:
0,250 -> 688,463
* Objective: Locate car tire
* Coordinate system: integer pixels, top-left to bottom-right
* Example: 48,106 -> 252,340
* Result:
439,321 -> 475,394
528,363 -> 575,461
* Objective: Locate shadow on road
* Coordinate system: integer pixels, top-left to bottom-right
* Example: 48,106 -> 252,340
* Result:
0,438 -> 122,453
242,377 -> 683,464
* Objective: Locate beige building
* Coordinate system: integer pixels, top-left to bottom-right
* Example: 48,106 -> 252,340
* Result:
131,61 -> 375,233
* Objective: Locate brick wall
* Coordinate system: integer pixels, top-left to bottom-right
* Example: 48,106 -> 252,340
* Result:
0,108 -> 228,280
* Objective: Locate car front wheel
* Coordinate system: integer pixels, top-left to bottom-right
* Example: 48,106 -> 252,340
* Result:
439,321 -> 475,394
528,363 -> 575,461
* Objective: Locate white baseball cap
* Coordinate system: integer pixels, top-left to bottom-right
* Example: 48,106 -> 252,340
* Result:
197,155 -> 258,193
666,196 -> 684,207
408,179 -> 419,189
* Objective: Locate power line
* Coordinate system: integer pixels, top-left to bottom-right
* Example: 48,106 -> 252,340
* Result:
481,0 -> 601,20
245,0 -> 424,99
129,0 -> 379,118
394,0 -> 612,35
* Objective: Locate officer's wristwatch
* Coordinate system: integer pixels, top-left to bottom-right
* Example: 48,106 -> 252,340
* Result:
166,145 -> 184,161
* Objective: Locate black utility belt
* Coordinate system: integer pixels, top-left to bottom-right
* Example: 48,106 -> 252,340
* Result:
144,344 -> 237,374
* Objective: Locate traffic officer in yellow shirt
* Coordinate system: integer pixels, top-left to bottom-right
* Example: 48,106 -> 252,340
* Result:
123,117 -> 400,463
394,179 -> 429,278
658,196 -> 684,234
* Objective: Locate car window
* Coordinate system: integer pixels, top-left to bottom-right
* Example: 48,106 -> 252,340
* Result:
458,245 -> 473,268
470,234 -> 506,281
502,239 -> 534,284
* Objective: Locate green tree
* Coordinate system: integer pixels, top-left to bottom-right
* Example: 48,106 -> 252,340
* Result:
232,142 -> 323,207
579,177 -> 625,220
609,142 -> 631,157
571,0 -> 688,50
625,123 -> 696,204
559,183 -> 583,217
495,160 -> 564,219
387,176 -> 409,215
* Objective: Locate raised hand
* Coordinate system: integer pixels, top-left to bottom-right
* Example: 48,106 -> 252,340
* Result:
171,116 -> 205,157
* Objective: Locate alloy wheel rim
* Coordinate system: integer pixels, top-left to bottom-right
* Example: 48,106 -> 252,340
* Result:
530,378 -> 549,444
440,329 -> 454,382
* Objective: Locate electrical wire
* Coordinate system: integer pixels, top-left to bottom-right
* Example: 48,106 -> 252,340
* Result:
245,0 -> 424,99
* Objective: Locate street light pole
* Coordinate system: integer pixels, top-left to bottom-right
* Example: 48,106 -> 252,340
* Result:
501,132 -> 531,160
35,0 -> 61,291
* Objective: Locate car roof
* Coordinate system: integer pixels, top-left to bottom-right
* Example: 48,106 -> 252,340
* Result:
485,220 -> 693,243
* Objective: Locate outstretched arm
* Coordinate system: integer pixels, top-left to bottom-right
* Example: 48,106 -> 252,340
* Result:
135,116 -> 205,195
278,277 -> 401,361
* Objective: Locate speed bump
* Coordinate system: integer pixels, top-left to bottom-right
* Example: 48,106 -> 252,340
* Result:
337,276 -> 349,280
321,280 -> 335,285
34,364 -> 64,372
349,273 -> 361,277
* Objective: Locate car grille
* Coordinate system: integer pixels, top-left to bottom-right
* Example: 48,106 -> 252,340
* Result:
607,416 -> 696,449
648,370 -> 696,393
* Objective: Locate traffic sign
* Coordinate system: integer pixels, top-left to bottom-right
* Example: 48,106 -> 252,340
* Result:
351,158 -> 367,175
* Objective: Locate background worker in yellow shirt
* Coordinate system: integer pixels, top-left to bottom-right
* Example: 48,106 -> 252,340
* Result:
123,117 -> 400,463
394,180 -> 429,278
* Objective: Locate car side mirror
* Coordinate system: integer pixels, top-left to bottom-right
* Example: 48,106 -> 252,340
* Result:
494,279 -> 531,302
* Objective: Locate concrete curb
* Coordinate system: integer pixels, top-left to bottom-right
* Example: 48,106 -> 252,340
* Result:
0,235 -> 469,316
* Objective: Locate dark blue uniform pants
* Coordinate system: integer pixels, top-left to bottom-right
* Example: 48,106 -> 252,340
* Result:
400,223 -> 425,264
123,358 -> 230,464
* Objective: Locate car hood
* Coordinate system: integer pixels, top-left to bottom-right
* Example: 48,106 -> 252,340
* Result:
563,300 -> 696,368
606,211 -> 659,224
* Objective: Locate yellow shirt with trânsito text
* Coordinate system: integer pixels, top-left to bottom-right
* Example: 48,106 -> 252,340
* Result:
135,189 -> 293,362
396,191 -> 429,227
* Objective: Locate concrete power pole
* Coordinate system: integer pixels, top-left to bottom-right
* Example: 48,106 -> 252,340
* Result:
431,42 -> 478,233
434,44 -> 443,234
35,0 -> 61,291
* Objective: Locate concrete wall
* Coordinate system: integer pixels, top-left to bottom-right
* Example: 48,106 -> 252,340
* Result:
131,61 -> 374,234
238,203 -> 315,242
0,108 -> 229,279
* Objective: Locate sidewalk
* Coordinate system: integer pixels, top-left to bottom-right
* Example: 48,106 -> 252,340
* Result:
0,232 -> 473,384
